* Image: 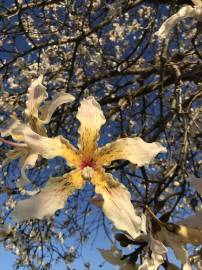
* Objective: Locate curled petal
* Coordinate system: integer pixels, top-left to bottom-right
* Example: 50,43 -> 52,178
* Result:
18,151 -> 38,187
97,137 -> 166,167
149,208 -> 202,245
25,77 -> 75,135
77,96 -> 106,154
2,147 -> 38,186
26,132 -> 81,166
148,211 -> 197,269
13,170 -> 84,222
91,169 -> 146,239
23,129 -> 66,159
148,217 -> 191,270
24,75 -> 48,135
149,219 -> 196,269
2,119 -> 81,167
39,92 -> 75,124
156,5 -> 202,39
28,117 -> 47,136
25,75 -> 47,119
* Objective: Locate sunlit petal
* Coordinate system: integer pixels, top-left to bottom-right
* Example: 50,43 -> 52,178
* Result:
149,212 -> 199,269
29,118 -> 47,136
149,207 -> 202,245
1,118 -> 81,167
25,75 -> 47,119
23,129 -> 67,159
177,224 -> 202,245
178,210 -> 202,231
156,5 -> 202,39
192,0 -> 202,5
97,137 -> 166,167
91,169 -> 145,239
18,151 -> 39,186
2,147 -> 38,186
39,92 -> 75,124
13,170 -> 84,222
23,75 -> 48,135
76,96 -> 106,154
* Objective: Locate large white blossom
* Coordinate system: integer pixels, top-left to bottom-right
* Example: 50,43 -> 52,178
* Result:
0,90 -> 166,241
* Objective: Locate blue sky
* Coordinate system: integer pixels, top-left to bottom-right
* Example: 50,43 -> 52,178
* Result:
0,233 -> 117,270
0,229 -> 181,269
0,245 -> 16,270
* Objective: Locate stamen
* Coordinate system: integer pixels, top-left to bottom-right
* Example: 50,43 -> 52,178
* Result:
82,166 -> 94,180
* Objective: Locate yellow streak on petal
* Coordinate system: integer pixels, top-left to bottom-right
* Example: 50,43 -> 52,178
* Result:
76,97 -> 106,155
60,137 -> 82,168
13,169 -> 85,222
90,167 -> 114,190
91,168 -> 144,239
97,137 -> 166,167
18,126 -> 81,168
